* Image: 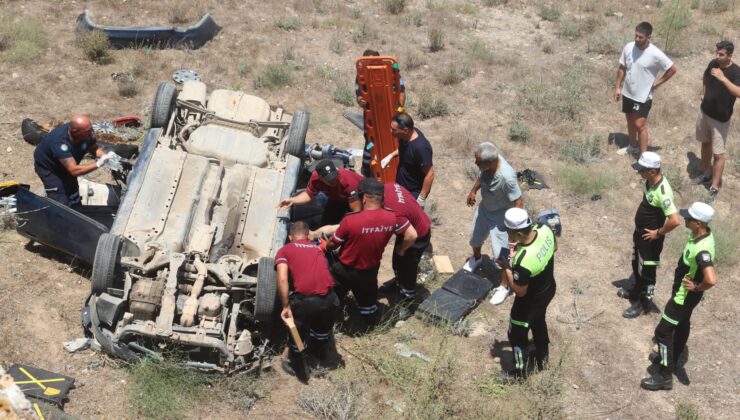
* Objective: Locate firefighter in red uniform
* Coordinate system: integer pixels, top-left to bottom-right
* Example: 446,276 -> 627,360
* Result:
379,182 -> 432,320
277,159 -> 363,225
276,221 -> 340,382
327,178 -> 413,326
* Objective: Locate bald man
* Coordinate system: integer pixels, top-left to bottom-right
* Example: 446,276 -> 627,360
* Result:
33,115 -> 117,207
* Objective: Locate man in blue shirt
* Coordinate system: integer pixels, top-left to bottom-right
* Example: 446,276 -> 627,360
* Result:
33,114 -> 117,207
380,113 -> 435,208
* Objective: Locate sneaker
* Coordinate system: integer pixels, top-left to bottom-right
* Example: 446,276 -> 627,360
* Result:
463,256 -> 482,272
691,173 -> 711,185
616,145 -> 639,156
489,286 -> 511,305
706,187 -> 719,203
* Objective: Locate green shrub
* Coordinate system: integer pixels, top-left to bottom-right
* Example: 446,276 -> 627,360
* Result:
556,165 -> 620,196
539,5 -> 561,21
453,0 -> 478,14
316,64 -> 339,81
702,0 -> 732,13
561,20 -> 582,40
253,63 -> 292,90
700,22 -> 724,36
484,0 -> 508,6
383,0 -> 406,14
676,401 -> 700,420
352,22 -> 377,44
559,135 -> 602,163
416,90 -> 449,119
690,0 -> 700,9
657,0 -> 691,54
77,30 -> 112,64
329,35 -> 345,54
406,10 -> 423,27
333,82 -> 356,106
428,28 -> 445,52
509,113 -> 530,142
439,63 -> 471,85
349,6 -> 362,19
468,38 -> 494,63
274,16 -> 300,31
0,15 -> 48,63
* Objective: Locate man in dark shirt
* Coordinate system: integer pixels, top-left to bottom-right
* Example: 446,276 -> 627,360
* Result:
277,159 -> 363,225
379,113 -> 434,207
497,208 -> 557,377
640,202 -> 718,391
276,221 -> 339,380
619,152 -> 680,319
33,115 -> 117,207
380,182 -> 432,320
693,40 -> 740,202
327,178 -> 411,327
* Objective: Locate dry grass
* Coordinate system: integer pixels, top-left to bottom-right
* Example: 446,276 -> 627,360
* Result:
77,30 -> 112,64
0,15 -> 48,63
556,164 -> 623,196
428,28 -> 445,52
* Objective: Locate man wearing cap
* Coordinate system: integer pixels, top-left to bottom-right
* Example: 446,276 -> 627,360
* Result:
379,113 -> 434,207
498,208 -> 557,377
277,159 -> 363,226
276,221 -> 340,381
464,142 -> 523,306
33,114 -> 119,207
326,178 -> 410,326
620,152 -> 680,318
379,182 -> 432,320
692,40 -> 740,202
641,202 -> 718,390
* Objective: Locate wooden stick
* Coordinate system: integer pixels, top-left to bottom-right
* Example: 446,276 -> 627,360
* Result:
284,317 -> 305,352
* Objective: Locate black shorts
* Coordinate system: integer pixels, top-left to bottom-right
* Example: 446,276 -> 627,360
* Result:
622,96 -> 652,118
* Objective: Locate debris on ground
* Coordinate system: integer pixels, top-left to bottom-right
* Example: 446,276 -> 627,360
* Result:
393,343 -> 431,362
63,338 -> 97,353
432,255 -> 454,274
6,364 -> 75,408
0,365 -> 37,419
517,169 -> 549,190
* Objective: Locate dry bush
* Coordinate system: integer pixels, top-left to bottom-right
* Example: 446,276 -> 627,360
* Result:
559,135 -> 603,164
561,19 -> 582,40
587,20 -> 631,54
484,0 -> 508,6
428,28 -> 444,52
518,63 -> 590,125
0,210 -> 17,231
0,15 -> 48,63
702,0 -> 733,13
439,63 -> 471,85
77,30 -> 113,64
539,4 -> 561,21
555,164 -> 622,196
117,76 -> 139,98
403,50 -> 426,70
351,22 -> 378,44
275,16 -> 300,31
167,8 -> 190,24
383,0 -> 406,15
405,10 -> 423,27
508,112 -> 530,143
329,35 -> 345,54
676,401 -> 701,420
657,0 -> 691,55
297,380 -> 368,419
468,38 -> 494,64
415,90 -> 449,119
316,64 -> 340,81
333,82 -> 356,106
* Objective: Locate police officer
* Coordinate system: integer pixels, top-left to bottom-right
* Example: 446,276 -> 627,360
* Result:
620,152 -> 680,318
33,115 -> 118,207
499,208 -> 557,377
276,221 -> 339,381
379,182 -> 432,320
277,159 -> 363,226
327,178 -> 410,326
641,202 -> 718,390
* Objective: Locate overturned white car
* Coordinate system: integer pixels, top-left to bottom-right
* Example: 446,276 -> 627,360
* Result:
83,81 -> 308,372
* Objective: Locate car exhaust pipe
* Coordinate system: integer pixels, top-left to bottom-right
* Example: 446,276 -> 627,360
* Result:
180,254 -> 207,327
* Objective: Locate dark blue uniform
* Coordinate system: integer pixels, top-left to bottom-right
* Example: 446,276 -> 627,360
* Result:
396,129 -> 433,198
33,123 -> 97,207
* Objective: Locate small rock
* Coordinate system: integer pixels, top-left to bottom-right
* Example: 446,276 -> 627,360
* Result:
572,384 -> 579,389
6,147 -> 12,153
64,338 -> 91,353
614,12 -> 623,17
493,357 -> 500,363
11,73 -> 18,79
395,320 -> 406,328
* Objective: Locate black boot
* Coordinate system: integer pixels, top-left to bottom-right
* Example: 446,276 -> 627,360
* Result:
640,371 -> 673,391
648,352 -> 661,365
281,351 -> 309,383
623,300 -> 645,318
617,287 -> 637,299
397,297 -> 417,321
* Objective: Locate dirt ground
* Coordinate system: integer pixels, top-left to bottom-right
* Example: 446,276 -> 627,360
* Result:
1,0 -> 738,418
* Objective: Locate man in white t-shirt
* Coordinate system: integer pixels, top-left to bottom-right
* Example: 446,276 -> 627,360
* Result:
614,22 -> 677,156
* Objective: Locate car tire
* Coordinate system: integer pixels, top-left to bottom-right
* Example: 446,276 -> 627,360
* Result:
255,257 -> 278,330
150,82 -> 177,129
91,233 -> 122,295
283,111 -> 309,159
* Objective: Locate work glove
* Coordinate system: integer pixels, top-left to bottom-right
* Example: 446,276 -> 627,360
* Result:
380,153 -> 394,169
416,195 -> 426,208
96,151 -> 114,168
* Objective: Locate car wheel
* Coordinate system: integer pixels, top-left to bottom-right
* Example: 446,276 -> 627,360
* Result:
91,233 -> 122,295
283,111 -> 309,159
150,82 -> 177,129
255,257 -> 278,330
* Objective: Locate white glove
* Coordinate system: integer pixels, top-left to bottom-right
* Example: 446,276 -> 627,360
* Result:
416,195 -> 426,208
97,151 -> 122,171
380,153 -> 394,169
96,152 -> 113,168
